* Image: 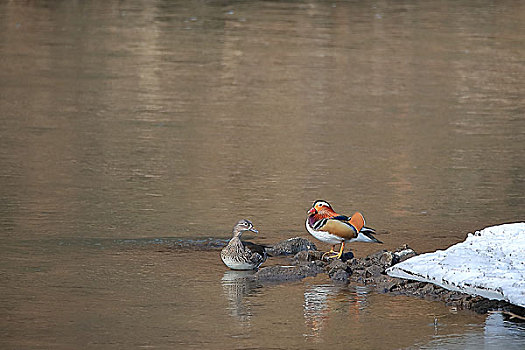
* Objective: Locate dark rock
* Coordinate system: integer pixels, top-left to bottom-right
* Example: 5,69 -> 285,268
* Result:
326,260 -> 352,283
330,269 -> 350,283
314,259 -> 326,267
368,249 -> 388,262
255,262 -> 323,283
340,251 -> 354,262
266,237 -> 317,256
326,259 -> 350,274
365,264 -> 383,278
448,292 -> 465,301
292,250 -> 324,263
350,263 -> 365,275
375,275 -> 401,293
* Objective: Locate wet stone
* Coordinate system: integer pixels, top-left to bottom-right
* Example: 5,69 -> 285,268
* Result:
292,250 -> 324,263
368,249 -> 388,262
266,237 -> 317,256
374,275 -> 400,293
330,269 -> 350,283
314,260 -> 326,267
365,264 -> 383,278
256,262 -> 323,283
326,259 -> 350,274
326,260 -> 352,283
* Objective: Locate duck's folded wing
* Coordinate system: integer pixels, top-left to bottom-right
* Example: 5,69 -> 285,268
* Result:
314,212 -> 367,239
315,218 -> 358,239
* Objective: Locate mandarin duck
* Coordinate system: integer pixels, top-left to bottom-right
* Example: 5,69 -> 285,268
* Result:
306,200 -> 382,259
221,219 -> 267,270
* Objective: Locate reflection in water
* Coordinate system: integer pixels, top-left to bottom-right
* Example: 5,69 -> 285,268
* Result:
221,270 -> 259,326
483,313 -> 525,349
411,312 -> 525,350
303,284 -> 369,341
303,285 -> 332,340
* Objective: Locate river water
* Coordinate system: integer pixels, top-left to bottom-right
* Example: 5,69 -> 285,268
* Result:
1,0 -> 524,349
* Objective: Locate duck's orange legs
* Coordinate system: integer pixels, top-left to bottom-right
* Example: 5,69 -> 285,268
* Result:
322,245 -> 336,259
322,242 -> 345,259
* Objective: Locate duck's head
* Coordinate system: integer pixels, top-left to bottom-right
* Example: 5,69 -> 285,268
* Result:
307,200 -> 335,217
232,219 -> 258,237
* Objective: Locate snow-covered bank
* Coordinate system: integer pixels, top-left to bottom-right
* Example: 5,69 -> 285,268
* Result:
387,223 -> 525,308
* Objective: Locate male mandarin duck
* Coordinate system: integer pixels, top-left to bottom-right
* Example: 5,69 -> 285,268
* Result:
306,200 -> 382,259
221,219 -> 268,270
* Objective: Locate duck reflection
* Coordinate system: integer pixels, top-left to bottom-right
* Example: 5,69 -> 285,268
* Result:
303,284 -> 369,341
221,270 -> 259,325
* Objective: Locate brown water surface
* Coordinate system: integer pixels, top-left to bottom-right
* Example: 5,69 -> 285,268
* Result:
1,0 -> 524,349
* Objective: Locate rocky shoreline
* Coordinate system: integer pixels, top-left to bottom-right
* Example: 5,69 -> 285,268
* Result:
257,237 -> 525,318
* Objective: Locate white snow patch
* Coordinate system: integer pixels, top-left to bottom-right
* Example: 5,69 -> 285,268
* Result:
386,223 -> 525,308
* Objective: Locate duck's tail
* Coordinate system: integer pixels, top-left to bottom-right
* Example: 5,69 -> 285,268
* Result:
351,212 -> 382,244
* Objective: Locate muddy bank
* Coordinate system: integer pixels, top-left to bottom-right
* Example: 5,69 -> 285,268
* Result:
257,238 -> 525,317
